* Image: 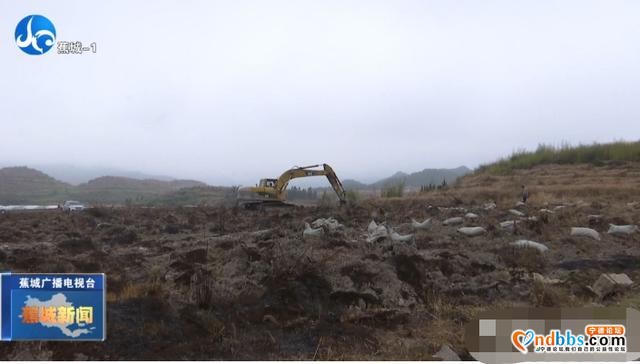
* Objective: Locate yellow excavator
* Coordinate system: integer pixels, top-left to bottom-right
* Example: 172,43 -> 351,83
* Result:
238,163 -> 347,209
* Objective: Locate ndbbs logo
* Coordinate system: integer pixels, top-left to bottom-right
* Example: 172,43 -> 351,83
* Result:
15,15 -> 56,55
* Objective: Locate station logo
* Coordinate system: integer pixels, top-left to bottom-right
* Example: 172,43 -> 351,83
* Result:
0,273 -> 106,341
512,325 -> 626,354
15,15 -> 56,55
14,14 -> 97,56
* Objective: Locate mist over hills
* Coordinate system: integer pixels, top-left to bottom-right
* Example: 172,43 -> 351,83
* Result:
0,165 -> 471,205
0,166 -> 206,204
25,164 -> 176,185
342,166 -> 471,190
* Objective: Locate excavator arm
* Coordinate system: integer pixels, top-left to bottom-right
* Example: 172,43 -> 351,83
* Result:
275,164 -> 346,203
238,163 -> 347,208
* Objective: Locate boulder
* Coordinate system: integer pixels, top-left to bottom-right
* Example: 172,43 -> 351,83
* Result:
303,222 -> 323,238
457,227 -> 486,237
509,209 -> 525,217
499,220 -> 516,232
389,228 -> 414,242
570,227 -> 601,241
411,218 -> 432,231
434,344 -> 460,361
607,224 -> 638,236
367,220 -> 379,234
464,212 -> 479,220
591,273 -> 634,299
311,217 -> 344,231
443,217 -> 464,226
510,239 -> 548,253
366,222 -> 388,243
483,202 -> 497,210
532,272 -> 561,284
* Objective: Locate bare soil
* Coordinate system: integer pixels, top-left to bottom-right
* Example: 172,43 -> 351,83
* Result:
0,193 -> 639,360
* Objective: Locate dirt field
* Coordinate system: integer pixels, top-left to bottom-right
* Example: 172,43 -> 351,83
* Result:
1,183 -> 639,359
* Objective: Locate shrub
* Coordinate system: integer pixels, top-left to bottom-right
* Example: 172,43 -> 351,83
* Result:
381,181 -> 405,198
477,140 -> 640,174
345,189 -> 359,204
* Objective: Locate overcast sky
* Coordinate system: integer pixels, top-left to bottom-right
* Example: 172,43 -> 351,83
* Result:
2,0 -> 639,185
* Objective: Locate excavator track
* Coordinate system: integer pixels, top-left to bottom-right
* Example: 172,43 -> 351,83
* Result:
240,200 -> 296,210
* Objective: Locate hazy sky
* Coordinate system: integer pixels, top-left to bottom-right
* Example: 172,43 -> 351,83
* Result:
2,1 -> 639,185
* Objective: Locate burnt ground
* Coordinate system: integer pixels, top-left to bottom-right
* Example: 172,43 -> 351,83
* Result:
0,198 -> 639,360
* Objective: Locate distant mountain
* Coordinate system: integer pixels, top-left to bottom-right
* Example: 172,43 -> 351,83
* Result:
26,164 -> 175,185
0,167 -> 71,204
0,166 -> 207,205
80,176 -> 204,191
72,176 -> 208,204
371,166 -> 471,188
343,166 -> 471,190
341,179 -> 370,190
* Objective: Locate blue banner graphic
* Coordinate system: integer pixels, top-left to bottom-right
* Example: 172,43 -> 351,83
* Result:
0,273 -> 105,341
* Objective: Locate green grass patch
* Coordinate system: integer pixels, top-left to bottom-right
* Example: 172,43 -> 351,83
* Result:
477,140 -> 640,174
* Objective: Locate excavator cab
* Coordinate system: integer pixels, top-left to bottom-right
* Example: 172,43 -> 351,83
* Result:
259,179 -> 278,188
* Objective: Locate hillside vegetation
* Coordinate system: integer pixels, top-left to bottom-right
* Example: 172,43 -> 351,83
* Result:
0,167 -> 208,205
477,140 -> 640,174
0,167 -> 71,204
342,166 -> 470,191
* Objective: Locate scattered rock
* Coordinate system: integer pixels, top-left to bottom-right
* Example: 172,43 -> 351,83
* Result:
515,201 -> 525,207
510,240 -> 548,253
539,209 -> 555,214
464,212 -> 479,220
434,344 -> 460,361
366,221 -> 388,243
570,227 -> 601,241
303,222 -> 323,238
590,273 -> 634,299
509,209 -> 525,217
483,202 -> 497,210
607,224 -> 638,236
457,226 -> 486,237
312,217 -> 344,231
388,228 -> 413,243
443,217 -> 464,226
368,220 -> 380,234
553,205 -> 566,211
411,218 -> 432,231
532,272 -> 561,284
499,220 -> 516,232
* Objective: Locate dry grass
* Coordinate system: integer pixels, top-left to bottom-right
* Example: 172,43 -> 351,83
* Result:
449,162 -> 640,206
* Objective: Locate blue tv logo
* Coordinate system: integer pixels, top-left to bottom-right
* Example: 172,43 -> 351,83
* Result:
15,15 -> 57,55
